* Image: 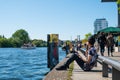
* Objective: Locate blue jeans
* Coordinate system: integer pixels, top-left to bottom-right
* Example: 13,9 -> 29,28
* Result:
100,44 -> 105,56
108,46 -> 113,56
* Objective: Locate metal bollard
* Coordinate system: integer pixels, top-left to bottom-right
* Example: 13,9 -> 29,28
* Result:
112,67 -> 120,80
102,62 -> 108,77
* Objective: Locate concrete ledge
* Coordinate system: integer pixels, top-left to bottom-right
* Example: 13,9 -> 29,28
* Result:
44,54 -> 73,80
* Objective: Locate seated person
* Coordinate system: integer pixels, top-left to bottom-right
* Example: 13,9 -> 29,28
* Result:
56,36 -> 98,71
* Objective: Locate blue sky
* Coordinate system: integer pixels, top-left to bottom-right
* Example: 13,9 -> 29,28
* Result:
0,0 -> 117,41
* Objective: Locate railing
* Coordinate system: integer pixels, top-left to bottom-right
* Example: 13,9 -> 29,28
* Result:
80,48 -> 120,80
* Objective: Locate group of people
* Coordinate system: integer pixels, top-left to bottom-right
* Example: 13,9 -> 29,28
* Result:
97,32 -> 115,56
56,36 -> 98,71
56,32 -> 115,71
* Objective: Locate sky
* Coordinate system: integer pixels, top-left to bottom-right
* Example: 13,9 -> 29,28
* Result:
0,0 -> 117,41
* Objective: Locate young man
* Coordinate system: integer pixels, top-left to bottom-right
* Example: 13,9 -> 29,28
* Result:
98,32 -> 106,56
56,36 -> 98,71
106,33 -> 114,56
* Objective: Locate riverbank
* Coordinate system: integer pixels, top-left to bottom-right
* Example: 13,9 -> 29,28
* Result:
44,47 -> 120,80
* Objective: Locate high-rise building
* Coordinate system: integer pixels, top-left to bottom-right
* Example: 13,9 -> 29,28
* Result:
94,18 -> 108,34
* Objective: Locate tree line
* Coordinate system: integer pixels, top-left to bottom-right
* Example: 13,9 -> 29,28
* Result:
0,29 -> 47,48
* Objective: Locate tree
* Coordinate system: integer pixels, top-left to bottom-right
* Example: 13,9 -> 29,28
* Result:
32,39 -> 47,47
81,33 -> 92,44
8,38 -> 21,47
85,33 -> 92,40
12,29 -> 30,46
0,38 -> 12,47
117,0 -> 120,4
117,0 -> 120,14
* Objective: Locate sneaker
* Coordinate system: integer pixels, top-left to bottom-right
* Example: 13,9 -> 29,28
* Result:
56,65 -> 67,70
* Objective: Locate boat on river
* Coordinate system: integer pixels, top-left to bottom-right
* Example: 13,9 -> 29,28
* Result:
21,43 -> 36,49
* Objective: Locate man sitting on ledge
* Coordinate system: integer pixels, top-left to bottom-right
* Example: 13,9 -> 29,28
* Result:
56,36 -> 98,71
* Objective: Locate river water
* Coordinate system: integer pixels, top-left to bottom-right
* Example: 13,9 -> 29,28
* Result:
0,47 -> 66,80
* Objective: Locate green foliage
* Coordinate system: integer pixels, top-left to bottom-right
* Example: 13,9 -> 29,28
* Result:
117,0 -> 120,14
0,29 -> 47,48
9,38 -> 22,47
0,37 -> 12,47
84,32 -> 92,40
68,62 -> 74,80
81,33 -> 92,44
117,0 -> 120,4
65,40 -> 71,45
32,39 -> 47,47
12,29 -> 30,45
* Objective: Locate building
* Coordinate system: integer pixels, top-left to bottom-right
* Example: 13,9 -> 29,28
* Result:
94,18 -> 108,34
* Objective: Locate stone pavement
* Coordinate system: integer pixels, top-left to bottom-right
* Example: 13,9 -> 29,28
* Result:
71,47 -> 120,80
71,61 -> 112,80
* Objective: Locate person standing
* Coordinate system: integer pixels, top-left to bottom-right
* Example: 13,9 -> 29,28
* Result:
76,41 -> 82,51
62,42 -> 70,55
98,32 -> 106,56
94,34 -> 99,53
106,33 -> 114,56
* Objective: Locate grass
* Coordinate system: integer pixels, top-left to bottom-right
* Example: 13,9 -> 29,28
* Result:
67,62 -> 74,80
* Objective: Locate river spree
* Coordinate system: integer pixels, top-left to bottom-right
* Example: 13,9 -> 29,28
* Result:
0,47 -> 66,80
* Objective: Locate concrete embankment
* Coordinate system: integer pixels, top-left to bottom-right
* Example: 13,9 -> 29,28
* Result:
44,54 -> 73,80
44,47 -> 120,80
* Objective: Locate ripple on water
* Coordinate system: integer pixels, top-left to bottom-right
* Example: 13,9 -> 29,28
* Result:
0,48 -> 65,79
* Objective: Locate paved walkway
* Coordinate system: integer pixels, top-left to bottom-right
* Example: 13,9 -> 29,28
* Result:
71,47 -> 120,80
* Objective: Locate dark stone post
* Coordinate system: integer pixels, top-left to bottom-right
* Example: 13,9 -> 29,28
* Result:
102,62 -> 108,77
47,34 -> 59,70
